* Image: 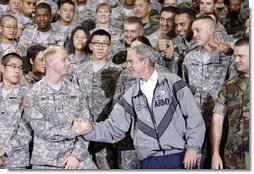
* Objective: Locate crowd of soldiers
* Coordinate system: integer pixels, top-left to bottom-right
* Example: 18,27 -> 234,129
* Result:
0,0 -> 250,170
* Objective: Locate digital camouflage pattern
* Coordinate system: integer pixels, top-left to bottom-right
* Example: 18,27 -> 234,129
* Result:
214,73 -> 249,169
17,26 -> 66,57
65,53 -> 90,83
24,78 -> 97,169
0,83 -> 31,169
142,17 -> 159,36
75,60 -> 122,169
183,47 -> 236,127
24,71 -> 43,85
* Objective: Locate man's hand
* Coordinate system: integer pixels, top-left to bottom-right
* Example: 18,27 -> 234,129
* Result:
62,156 -> 80,169
73,118 -> 92,136
164,40 -> 174,61
183,149 -> 197,169
211,153 -> 223,169
0,148 -> 5,157
155,39 -> 168,52
217,43 -> 234,55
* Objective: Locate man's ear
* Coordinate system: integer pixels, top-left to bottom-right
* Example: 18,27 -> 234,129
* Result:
0,64 -> 4,74
29,58 -> 34,65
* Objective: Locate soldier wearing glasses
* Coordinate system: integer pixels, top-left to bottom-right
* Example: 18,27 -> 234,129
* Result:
0,53 -> 31,169
74,29 -> 122,169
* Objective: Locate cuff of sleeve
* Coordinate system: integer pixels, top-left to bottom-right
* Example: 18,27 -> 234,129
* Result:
1,142 -> 13,157
62,126 -> 76,140
213,102 -> 227,116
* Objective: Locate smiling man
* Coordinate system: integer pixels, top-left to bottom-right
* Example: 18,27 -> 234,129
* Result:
74,29 -> 122,169
17,2 -> 66,57
182,16 -> 236,168
73,44 -> 205,169
211,37 -> 249,169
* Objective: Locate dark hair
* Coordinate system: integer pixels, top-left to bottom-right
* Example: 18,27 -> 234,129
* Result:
35,2 -> 52,15
27,44 -> 46,61
234,37 -> 249,47
90,29 -> 111,43
131,36 -> 152,47
59,0 -> 75,8
176,7 -> 196,20
69,26 -> 91,54
1,52 -> 23,66
160,5 -> 178,15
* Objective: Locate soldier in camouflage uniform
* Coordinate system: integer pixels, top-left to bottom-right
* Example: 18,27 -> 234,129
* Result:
171,7 -> 197,77
15,0 -> 37,32
23,44 -> 46,85
133,0 -> 159,36
111,0 -> 135,29
87,0 -> 122,15
0,53 -> 31,169
65,26 -> 91,83
0,15 -> 19,61
24,46 -> 97,169
74,30 -> 122,169
90,3 -> 123,52
219,0 -> 247,39
112,16 -> 143,64
182,16 -> 236,169
17,3 -> 66,57
211,37 -> 249,169
0,15 -> 19,83
51,0 -> 77,46
72,0 -> 95,26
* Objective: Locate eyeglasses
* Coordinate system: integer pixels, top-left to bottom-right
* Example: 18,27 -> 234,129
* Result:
91,42 -> 110,47
5,64 -> 24,71
2,25 -> 18,30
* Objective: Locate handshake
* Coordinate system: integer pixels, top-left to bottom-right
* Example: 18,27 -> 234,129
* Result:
73,118 -> 92,136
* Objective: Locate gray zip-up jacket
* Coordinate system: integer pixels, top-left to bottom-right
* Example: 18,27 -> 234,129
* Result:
84,72 -> 205,160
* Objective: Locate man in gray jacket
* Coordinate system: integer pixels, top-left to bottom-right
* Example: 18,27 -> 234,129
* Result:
74,44 -> 206,169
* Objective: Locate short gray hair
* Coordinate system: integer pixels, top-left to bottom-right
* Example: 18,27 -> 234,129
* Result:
128,44 -> 156,67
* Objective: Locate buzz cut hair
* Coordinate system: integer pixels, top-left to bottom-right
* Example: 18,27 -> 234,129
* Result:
1,52 -> 23,66
0,15 -> 17,26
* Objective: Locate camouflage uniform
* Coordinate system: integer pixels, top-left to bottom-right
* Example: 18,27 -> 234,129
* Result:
24,78 -> 97,169
75,60 -> 122,169
0,39 -> 18,62
219,13 -> 245,39
182,47 -> 236,168
0,39 -> 18,82
90,26 -> 123,54
213,73 -> 249,169
17,26 -> 66,57
183,47 -> 236,126
111,4 -> 134,29
73,5 -> 95,26
0,83 -> 31,169
65,53 -> 90,83
142,17 -> 159,36
159,36 -> 197,77
51,21 -> 78,40
113,64 -> 169,169
15,13 -> 35,31
51,21 -> 78,52
24,71 -> 43,85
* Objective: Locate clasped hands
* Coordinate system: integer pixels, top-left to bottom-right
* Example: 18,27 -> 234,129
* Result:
72,117 -> 92,136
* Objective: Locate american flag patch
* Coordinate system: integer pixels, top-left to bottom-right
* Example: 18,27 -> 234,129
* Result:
156,88 -> 167,100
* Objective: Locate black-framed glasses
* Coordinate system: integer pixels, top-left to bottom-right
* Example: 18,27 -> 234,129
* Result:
5,64 -> 24,71
91,42 -> 110,47
1,25 -> 18,30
